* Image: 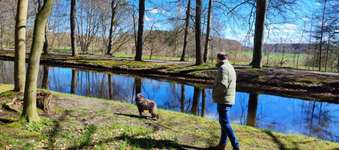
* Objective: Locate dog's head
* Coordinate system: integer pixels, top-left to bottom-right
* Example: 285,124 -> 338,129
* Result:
136,93 -> 145,101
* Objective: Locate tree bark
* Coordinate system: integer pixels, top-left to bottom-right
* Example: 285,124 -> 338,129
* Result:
107,0 -> 117,55
21,0 -> 54,122
135,0 -> 145,61
250,0 -> 267,68
203,0 -> 212,63
14,0 -> 29,92
180,0 -> 191,62
38,0 -> 49,55
0,23 -> 4,49
195,0 -> 202,65
70,0 -> 77,56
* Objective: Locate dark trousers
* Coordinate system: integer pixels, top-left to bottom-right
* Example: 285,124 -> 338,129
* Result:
217,104 -> 239,148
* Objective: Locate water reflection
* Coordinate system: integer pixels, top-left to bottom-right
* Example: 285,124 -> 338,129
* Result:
0,60 -> 338,142
71,69 -> 78,94
247,93 -> 258,127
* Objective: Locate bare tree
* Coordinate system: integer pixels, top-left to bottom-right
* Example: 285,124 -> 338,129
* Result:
107,0 -> 119,55
14,0 -> 29,92
77,1 -> 100,54
195,0 -> 202,65
317,0 -> 328,71
250,0 -> 267,68
203,0 -> 212,63
180,0 -> 191,61
22,0 -> 53,122
70,0 -> 77,56
135,0 -> 145,61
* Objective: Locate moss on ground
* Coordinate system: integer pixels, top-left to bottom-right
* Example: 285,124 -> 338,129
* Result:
0,84 -> 338,149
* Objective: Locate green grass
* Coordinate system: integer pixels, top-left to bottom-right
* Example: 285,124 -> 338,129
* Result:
0,84 -> 338,149
50,47 -> 71,53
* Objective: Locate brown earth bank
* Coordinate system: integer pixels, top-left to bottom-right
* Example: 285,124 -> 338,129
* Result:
0,50 -> 338,103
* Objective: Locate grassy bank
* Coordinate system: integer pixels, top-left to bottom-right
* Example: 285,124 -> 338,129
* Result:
0,84 -> 338,149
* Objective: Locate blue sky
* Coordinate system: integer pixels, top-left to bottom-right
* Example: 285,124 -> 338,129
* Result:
139,0 -> 323,44
48,0 -> 326,45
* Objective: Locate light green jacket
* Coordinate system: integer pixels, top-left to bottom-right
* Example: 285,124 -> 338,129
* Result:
212,60 -> 237,105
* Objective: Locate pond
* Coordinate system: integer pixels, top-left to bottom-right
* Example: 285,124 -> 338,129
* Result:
0,60 -> 338,142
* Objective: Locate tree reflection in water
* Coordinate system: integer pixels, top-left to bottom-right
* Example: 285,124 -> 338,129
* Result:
246,93 -> 258,127
71,69 -> 78,94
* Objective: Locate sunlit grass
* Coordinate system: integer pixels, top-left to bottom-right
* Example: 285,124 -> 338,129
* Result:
0,84 -> 338,149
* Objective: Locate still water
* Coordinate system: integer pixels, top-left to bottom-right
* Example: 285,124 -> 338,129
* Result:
0,60 -> 338,142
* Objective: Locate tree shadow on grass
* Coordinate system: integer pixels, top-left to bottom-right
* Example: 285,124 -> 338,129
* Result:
114,112 -> 148,119
47,110 -> 70,149
113,134 -> 205,150
0,117 -> 15,124
67,124 -> 97,150
70,133 -> 206,150
264,130 -> 301,150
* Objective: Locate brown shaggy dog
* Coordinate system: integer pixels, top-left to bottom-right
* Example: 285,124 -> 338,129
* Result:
135,93 -> 159,120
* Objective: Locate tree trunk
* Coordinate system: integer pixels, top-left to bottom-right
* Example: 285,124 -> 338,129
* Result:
21,0 -> 54,122
135,0 -> 145,61
195,0 -> 202,65
71,69 -> 78,94
324,39 -> 330,72
318,0 -> 327,71
250,0 -> 267,68
134,77 -> 142,100
180,0 -> 191,61
107,0 -> 117,55
203,0 -> 212,63
0,23 -> 4,49
70,0 -> 77,56
14,0 -> 29,92
38,0 -> 49,55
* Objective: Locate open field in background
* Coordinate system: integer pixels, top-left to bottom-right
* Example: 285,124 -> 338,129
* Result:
48,47 -> 334,72
2,46 -> 335,72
